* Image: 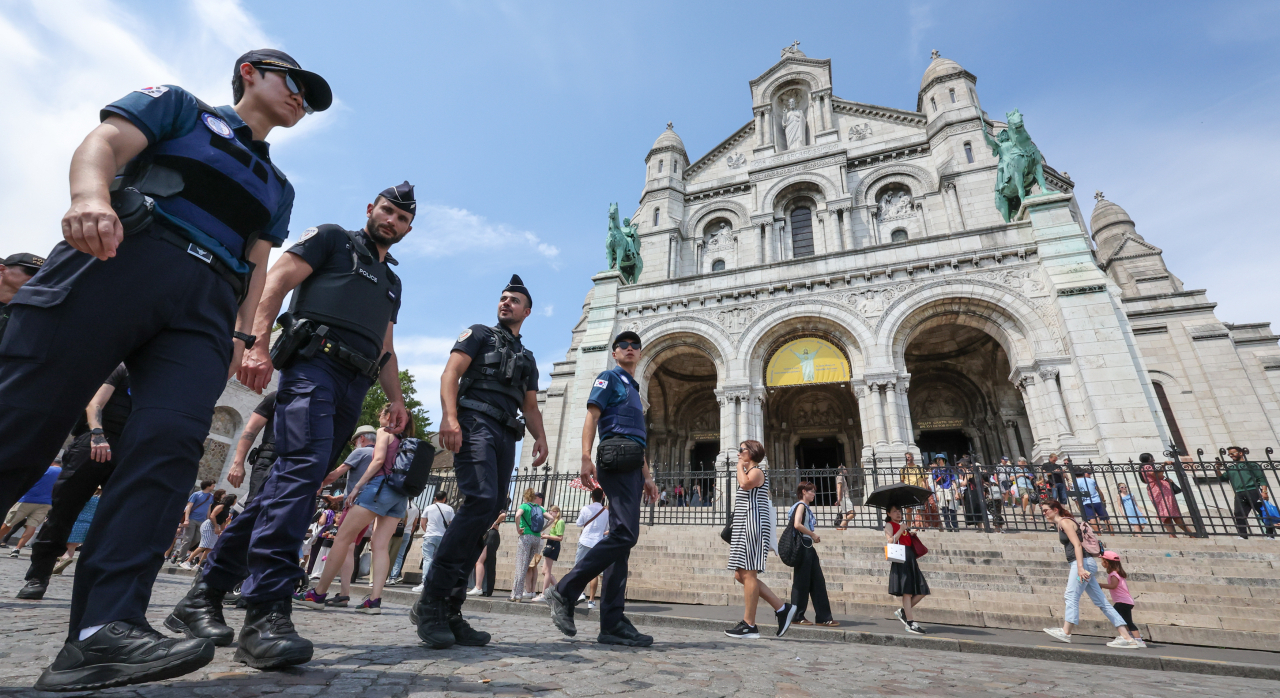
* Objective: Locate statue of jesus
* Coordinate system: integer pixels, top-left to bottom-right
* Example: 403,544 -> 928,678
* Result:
782,97 -> 805,149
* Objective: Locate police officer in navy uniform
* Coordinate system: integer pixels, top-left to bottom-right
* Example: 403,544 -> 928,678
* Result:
0,253 -> 45,330
0,49 -> 330,691
17,364 -> 132,601
545,331 -> 659,646
167,183 -> 413,670
415,276 -> 549,648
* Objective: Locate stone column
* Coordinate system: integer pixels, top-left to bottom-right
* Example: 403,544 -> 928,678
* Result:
814,210 -> 828,256
870,382 -> 888,447
1003,420 -> 1023,460
869,205 -> 881,245
915,200 -> 932,237
763,107 -> 774,146
854,383 -> 874,457
1039,367 -> 1074,439
896,379 -> 916,447
754,107 -> 766,147
769,218 -> 782,263
1017,375 -> 1051,446
841,206 -> 854,250
945,181 -> 966,231
747,392 -> 765,442
884,380 -> 904,446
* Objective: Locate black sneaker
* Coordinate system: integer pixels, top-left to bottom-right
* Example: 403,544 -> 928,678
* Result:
17,577 -> 48,600
775,603 -> 798,638
446,596 -> 490,647
33,620 -> 214,692
545,587 -> 577,637
415,596 -> 456,649
599,615 -> 652,647
906,622 -> 926,635
164,573 -> 234,647
234,599 -> 313,669
724,621 -> 760,639
323,594 -> 349,608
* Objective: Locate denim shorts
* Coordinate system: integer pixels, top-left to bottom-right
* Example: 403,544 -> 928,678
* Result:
354,475 -> 408,518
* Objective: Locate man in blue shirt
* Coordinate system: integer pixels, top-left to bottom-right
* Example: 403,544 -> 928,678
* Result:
545,331 -> 659,647
1074,469 -> 1112,533
1,461 -> 63,556
0,49 -> 331,692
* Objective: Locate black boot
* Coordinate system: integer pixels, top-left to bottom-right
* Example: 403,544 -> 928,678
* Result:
17,577 -> 48,600
446,596 -> 490,647
415,595 -> 456,649
165,574 -> 234,647
33,620 -> 214,692
598,615 -> 652,647
234,598 -> 313,670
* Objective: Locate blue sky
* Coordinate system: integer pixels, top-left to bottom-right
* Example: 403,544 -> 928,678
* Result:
2,0 -> 1278,427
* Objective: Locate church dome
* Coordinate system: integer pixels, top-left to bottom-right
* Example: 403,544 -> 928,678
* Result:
1090,194 -> 1134,235
651,122 -> 686,153
920,51 -> 964,90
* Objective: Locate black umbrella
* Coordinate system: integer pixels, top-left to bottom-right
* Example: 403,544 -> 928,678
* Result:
864,482 -> 933,510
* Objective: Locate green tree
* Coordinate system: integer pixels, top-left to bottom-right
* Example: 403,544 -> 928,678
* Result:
339,369 -> 433,461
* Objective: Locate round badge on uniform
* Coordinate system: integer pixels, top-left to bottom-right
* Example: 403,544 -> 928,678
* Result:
201,113 -> 234,139
458,329 -> 473,342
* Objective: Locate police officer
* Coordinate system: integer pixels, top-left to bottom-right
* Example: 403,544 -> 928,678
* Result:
17,364 -> 131,601
167,183 -> 413,670
545,331 -> 658,646
0,253 -> 44,330
415,276 -> 549,649
0,49 -> 330,691
227,390 -> 278,504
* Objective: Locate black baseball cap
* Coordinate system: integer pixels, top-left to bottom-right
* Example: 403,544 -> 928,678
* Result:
2,253 -> 45,272
613,331 -> 641,349
234,49 -> 333,112
534,491 -> 546,500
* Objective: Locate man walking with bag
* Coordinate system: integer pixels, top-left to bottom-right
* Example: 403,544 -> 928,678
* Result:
545,331 -> 659,646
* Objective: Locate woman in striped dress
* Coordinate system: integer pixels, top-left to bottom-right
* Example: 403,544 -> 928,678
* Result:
725,440 -> 797,639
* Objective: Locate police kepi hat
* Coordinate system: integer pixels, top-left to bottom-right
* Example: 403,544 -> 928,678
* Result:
2,252 -> 45,272
379,181 -> 416,214
235,49 -> 333,112
504,274 -> 531,306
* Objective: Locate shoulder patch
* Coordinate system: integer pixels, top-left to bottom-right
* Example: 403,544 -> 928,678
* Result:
457,329 -> 473,342
298,227 -> 318,242
594,379 -> 609,389
136,86 -> 169,98
201,112 -> 234,139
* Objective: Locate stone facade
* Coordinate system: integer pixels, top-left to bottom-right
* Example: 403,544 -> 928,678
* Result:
526,46 -> 1280,475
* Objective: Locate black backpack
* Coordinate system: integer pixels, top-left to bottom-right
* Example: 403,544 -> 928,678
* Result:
383,437 -> 437,497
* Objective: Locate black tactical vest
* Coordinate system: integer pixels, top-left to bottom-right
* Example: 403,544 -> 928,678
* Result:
288,227 -> 399,354
459,326 -> 536,418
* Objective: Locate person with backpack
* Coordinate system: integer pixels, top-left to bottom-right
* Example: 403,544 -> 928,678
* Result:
298,405 -> 416,614
510,489 -> 545,601
1038,499 -> 1140,648
532,505 -> 565,602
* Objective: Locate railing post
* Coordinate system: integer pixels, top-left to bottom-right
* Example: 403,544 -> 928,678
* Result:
975,462 -> 993,533
1165,444 -> 1208,538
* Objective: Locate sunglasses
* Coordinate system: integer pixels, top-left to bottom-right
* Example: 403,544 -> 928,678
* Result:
613,341 -> 641,350
256,66 -> 314,114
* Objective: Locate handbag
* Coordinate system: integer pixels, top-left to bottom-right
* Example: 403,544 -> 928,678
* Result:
777,503 -> 810,568
720,511 -> 734,543
885,543 -> 907,562
911,535 -> 928,559
596,435 -> 645,473
1168,480 -> 1182,495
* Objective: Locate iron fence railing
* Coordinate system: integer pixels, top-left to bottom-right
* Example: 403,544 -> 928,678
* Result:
396,447 -> 1280,538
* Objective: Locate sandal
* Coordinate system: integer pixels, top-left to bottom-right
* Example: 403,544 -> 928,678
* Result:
818,620 -> 841,627
795,619 -> 813,625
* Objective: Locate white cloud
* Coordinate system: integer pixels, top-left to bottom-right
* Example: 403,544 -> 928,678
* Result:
398,204 -> 560,267
541,304 -> 554,317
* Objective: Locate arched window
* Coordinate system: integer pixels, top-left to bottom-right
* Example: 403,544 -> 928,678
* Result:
653,207 -> 660,226
890,228 -> 908,243
964,141 -> 974,163
711,259 -> 725,272
930,97 -> 937,112
790,207 -> 814,258
949,88 -> 956,103
657,159 -> 663,173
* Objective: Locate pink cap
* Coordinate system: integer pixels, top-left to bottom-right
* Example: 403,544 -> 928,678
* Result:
1100,550 -> 1121,561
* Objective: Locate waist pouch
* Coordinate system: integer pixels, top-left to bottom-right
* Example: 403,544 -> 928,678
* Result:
596,435 -> 645,473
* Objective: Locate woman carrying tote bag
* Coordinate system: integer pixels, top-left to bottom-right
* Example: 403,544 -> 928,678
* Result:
788,482 -> 837,626
885,504 -> 929,635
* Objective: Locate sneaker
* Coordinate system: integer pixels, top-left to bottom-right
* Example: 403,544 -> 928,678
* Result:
774,603 -> 798,638
599,616 -> 653,647
292,589 -> 327,610
894,607 -> 910,631
587,601 -> 595,609
1107,637 -> 1140,648
531,594 -> 545,603
578,593 -> 587,603
1043,627 -> 1071,643
466,587 -> 483,596
0,543 -> 8,549
906,622 -> 926,635
545,587 -> 577,637
9,549 -> 20,558
34,620 -> 214,691
522,592 -> 536,600
179,561 -> 194,570
385,578 -> 401,587
324,594 -> 349,608
52,557 -> 75,575
724,621 -> 760,639
1135,638 -> 1148,648
412,583 -> 425,593
356,596 -> 382,615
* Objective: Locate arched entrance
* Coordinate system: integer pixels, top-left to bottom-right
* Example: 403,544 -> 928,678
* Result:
643,344 -> 721,472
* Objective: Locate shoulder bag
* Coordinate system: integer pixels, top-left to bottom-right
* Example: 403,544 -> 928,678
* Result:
777,503 -> 810,567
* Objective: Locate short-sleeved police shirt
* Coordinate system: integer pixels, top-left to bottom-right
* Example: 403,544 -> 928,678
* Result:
453,324 -> 539,419
254,391 -> 278,450
101,85 -> 294,270
71,364 -> 132,440
587,366 -> 645,447
286,226 -> 402,361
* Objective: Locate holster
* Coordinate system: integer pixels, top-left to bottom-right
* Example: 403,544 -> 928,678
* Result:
596,435 -> 645,473
110,187 -> 155,236
269,313 -> 317,372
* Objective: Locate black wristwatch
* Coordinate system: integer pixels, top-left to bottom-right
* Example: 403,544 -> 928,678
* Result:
233,331 -> 256,349
90,428 -> 104,436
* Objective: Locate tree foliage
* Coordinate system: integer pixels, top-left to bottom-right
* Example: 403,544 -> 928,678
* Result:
337,369 -> 433,462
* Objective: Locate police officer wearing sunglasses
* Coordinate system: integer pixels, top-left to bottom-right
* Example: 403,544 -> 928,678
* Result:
545,331 -> 660,646
0,48 -> 330,692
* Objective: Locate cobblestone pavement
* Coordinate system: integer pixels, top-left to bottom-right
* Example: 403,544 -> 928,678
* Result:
0,557 -> 1276,697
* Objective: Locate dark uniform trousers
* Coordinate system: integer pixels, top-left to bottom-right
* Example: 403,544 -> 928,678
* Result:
0,232 -> 237,639
245,451 -> 276,505
555,466 -> 643,631
27,431 -> 119,582
422,411 -> 515,601
203,356 -> 370,602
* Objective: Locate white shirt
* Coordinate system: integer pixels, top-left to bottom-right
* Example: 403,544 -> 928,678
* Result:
576,502 -> 609,548
421,502 -> 455,538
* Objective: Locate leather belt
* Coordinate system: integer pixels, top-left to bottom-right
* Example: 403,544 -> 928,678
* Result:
458,397 -> 525,438
318,337 -> 381,379
148,224 -> 247,302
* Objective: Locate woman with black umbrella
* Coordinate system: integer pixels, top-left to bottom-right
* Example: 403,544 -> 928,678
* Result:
885,504 -> 930,634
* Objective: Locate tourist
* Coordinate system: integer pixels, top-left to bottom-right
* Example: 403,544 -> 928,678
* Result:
1,460 -> 61,558
301,406 -> 416,614
572,488 -> 608,608
468,511 -> 506,597
899,453 -> 930,528
724,440 -> 796,639
182,490 -> 230,570
1258,485 -> 1279,539
1015,458 -> 1034,511
958,459 -> 988,529
931,457 -> 958,531
1038,499 -> 1139,647
789,482 -> 836,627
674,484 -> 685,507
306,497 -> 341,578
835,465 -> 856,530
510,488 -> 545,601
997,456 -> 1015,507
532,505 -> 564,601
176,481 -> 217,563
658,486 -> 668,507
885,504 -> 929,635
1140,454 -> 1193,537
1044,453 -> 1068,504
53,488 -> 101,575
1075,469 -> 1113,533
386,507 -> 418,586
1117,483 -> 1148,533
1098,551 -> 1146,647
1215,446 -> 1270,540
692,483 -> 703,507
412,490 -> 455,593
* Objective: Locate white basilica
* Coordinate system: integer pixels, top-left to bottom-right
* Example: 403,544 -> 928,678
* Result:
519,45 -> 1280,479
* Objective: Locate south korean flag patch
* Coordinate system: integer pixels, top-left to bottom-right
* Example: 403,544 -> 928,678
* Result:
594,379 -> 609,389
136,86 -> 169,98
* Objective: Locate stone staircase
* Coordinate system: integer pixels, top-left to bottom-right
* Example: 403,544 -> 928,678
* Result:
457,524 -> 1280,651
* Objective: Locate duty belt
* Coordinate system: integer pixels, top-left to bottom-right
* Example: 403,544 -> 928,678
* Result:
318,337 -> 383,380
148,224 -> 247,303
458,397 -> 525,439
